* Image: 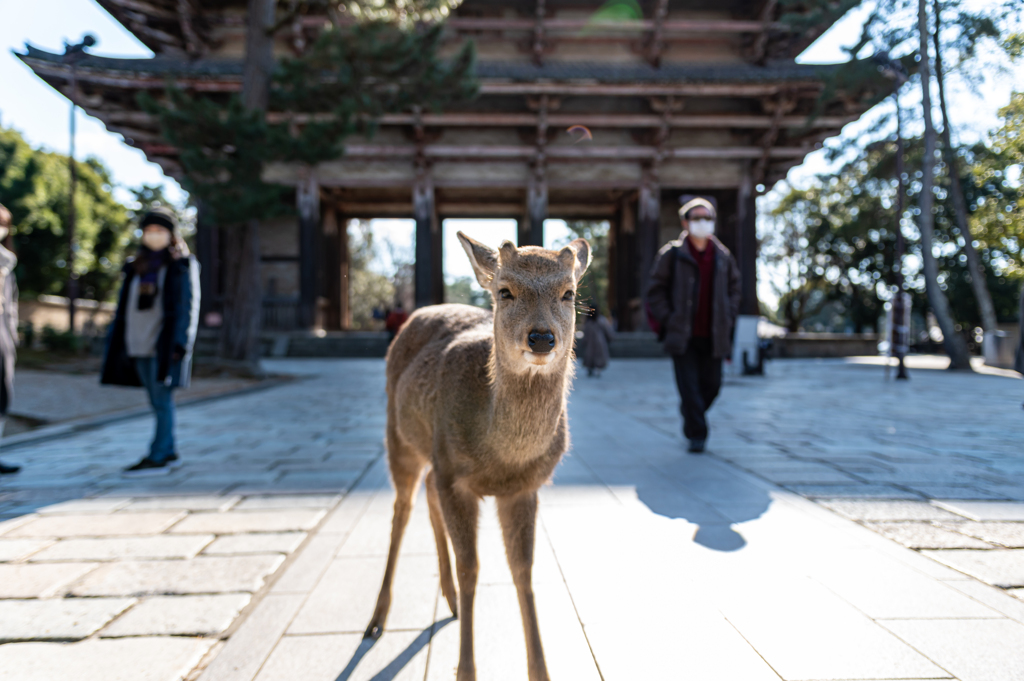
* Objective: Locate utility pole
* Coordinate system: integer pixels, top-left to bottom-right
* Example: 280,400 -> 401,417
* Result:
62,34 -> 96,335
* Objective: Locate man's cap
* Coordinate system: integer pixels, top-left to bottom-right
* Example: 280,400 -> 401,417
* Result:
140,206 -> 178,232
678,195 -> 717,219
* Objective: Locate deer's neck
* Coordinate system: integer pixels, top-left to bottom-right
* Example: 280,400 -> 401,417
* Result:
487,350 -> 572,462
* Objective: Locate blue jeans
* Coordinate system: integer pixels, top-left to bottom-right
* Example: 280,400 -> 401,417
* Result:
134,357 -> 176,462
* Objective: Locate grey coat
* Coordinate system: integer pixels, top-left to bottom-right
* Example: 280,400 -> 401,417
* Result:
0,246 -> 17,415
581,314 -> 614,370
645,234 -> 742,358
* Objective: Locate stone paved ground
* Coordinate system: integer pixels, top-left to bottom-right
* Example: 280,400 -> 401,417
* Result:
0,357 -> 1022,680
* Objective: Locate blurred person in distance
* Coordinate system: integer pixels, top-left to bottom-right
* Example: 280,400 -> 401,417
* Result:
385,299 -> 409,344
580,301 -> 614,378
0,204 -> 20,475
101,207 -> 200,475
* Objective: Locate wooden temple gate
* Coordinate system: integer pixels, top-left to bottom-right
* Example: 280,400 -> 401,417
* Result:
20,0 -> 883,332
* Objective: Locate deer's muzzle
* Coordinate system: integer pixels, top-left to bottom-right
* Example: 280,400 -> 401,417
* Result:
527,331 -> 556,354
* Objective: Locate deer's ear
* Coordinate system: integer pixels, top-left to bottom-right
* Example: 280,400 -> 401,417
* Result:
559,239 -> 592,282
458,231 -> 498,289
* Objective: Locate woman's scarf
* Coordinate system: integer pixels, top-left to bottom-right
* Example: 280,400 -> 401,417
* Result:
135,247 -> 168,310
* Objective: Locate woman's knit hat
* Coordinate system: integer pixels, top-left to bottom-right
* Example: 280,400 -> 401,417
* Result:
140,206 -> 178,232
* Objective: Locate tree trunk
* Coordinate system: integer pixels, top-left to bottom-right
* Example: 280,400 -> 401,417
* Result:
918,0 -> 973,371
219,0 -> 275,363
933,0 -> 999,362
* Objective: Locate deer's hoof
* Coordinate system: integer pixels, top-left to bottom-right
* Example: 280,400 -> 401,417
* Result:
363,623 -> 384,640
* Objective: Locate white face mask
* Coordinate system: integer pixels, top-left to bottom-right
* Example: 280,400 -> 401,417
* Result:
142,229 -> 172,251
688,219 -> 715,239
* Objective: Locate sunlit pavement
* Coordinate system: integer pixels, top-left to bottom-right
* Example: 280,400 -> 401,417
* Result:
0,358 -> 1022,680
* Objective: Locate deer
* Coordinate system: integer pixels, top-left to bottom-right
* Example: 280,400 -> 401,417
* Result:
363,231 -> 591,681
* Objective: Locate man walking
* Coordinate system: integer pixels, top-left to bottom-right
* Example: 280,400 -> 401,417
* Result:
645,196 -> 741,453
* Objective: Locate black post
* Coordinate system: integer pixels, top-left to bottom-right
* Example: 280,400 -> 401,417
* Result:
893,91 -> 910,380
67,67 -> 78,334
636,176 -> 660,329
297,174 -> 319,329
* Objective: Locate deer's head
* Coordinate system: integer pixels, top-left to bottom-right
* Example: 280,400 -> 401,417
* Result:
458,232 -> 591,374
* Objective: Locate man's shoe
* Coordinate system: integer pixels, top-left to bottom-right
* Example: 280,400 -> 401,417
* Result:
0,461 -> 20,475
123,457 -> 172,476
687,439 -> 706,454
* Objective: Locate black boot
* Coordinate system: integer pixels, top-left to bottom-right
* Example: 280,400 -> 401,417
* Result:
0,460 -> 20,475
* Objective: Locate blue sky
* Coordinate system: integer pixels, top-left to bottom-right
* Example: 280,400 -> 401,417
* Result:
2,0 -> 1021,292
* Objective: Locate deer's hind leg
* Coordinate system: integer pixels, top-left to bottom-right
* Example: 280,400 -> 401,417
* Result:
497,490 -> 550,681
364,425 -> 426,640
426,469 -> 458,617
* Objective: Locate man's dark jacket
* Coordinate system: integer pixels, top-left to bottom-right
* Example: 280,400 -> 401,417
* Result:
645,234 -> 742,358
101,255 -> 200,389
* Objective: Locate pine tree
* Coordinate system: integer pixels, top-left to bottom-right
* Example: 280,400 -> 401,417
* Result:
143,4 -> 476,363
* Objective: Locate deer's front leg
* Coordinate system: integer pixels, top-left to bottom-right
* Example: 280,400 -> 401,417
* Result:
437,478 -> 480,681
497,490 -> 549,681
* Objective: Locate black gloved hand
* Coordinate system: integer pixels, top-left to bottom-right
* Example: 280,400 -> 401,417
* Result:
172,344 -> 186,362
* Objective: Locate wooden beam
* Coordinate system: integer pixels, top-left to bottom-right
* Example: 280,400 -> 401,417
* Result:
320,16 -> 793,33
103,0 -> 177,20
335,144 -> 813,160
479,82 -> 819,97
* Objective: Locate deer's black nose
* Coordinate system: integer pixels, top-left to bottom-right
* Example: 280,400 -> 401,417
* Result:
528,331 -> 555,353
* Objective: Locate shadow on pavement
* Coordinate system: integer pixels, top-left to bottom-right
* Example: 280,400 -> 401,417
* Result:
335,618 -> 455,681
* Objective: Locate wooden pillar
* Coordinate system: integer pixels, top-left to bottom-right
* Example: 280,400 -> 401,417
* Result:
736,165 -> 760,316
297,173 -> 320,329
520,173 -> 547,247
319,207 -> 350,331
414,170 -> 443,307
612,196 -> 637,331
636,174 -> 661,330
339,214 -> 351,329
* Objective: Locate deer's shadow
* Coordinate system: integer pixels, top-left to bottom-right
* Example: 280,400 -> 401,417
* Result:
334,617 -> 455,681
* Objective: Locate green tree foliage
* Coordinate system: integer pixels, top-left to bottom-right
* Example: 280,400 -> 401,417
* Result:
554,221 -> 610,318
142,22 -> 476,229
445,276 -> 491,308
971,92 -> 1024,285
767,128 -> 1024,333
0,126 -> 132,302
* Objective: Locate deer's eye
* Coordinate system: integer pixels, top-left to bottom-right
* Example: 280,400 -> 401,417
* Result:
499,288 -> 514,300
562,290 -> 575,301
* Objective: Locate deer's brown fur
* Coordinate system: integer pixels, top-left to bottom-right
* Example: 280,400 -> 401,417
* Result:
364,232 -> 591,681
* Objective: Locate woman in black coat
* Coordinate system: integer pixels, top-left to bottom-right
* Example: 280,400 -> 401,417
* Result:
101,208 -> 200,474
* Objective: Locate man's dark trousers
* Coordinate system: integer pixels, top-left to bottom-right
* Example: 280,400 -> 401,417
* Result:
671,337 -> 722,441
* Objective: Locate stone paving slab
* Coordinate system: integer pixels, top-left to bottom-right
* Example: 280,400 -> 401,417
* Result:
0,597 -> 135,641
5,512 -> 186,538
0,538 -> 52,561
169,510 -> 326,535
101,594 -> 251,637
881,619 -> 1024,681
69,555 -> 285,597
922,549 -> 1024,588
0,636 -> 216,681
0,562 -> 97,598
866,522 -> 996,549
203,532 -> 307,555
934,501 -> 1024,521
936,521 -> 1024,548
29,535 -> 215,561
